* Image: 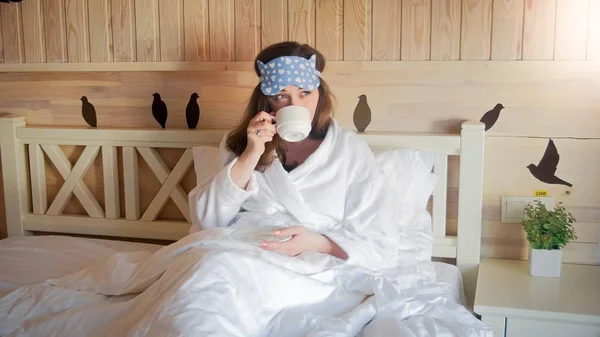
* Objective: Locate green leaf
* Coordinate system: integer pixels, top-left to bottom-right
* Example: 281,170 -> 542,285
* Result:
521,200 -> 577,250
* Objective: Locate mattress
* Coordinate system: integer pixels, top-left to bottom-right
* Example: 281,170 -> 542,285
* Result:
0,235 -> 466,305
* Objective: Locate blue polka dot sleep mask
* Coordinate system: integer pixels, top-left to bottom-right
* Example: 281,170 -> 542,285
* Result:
257,54 -> 322,96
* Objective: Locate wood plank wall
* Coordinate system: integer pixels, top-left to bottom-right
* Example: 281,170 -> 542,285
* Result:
0,0 -> 598,265
0,0 -> 598,63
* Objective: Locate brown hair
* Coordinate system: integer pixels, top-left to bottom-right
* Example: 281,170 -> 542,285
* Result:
226,41 -> 336,171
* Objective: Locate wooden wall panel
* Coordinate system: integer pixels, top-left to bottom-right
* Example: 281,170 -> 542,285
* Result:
491,0 -> 524,60
183,0 -> 209,61
343,0 -> 371,61
461,0 -> 492,60
481,222 -> 598,248
430,0 -> 461,61
88,0 -> 113,62
288,0 -> 315,46
209,0 -> 234,61
261,0 -> 287,48
159,0 -> 184,62
522,0 -> 556,60
325,62 -> 600,139
401,0 -> 431,60
112,0 -> 136,62
588,0 -> 600,60
316,0 -> 343,60
1,3 -> 24,63
0,0 -> 598,63
234,0 -> 261,61
65,0 -> 89,62
484,137 -> 600,208
554,0 -> 589,61
0,8 -> 3,63
1,62 -> 598,137
42,0 -> 68,63
0,165 -> 7,240
481,240 -> 598,264
482,137 -> 600,263
0,155 -> 4,239
135,0 -> 159,62
372,0 -> 402,61
21,0 -> 45,63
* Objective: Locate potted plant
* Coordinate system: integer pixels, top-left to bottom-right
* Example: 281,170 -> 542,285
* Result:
521,200 -> 577,277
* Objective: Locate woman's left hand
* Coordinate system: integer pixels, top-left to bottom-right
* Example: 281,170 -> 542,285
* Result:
260,225 -> 331,256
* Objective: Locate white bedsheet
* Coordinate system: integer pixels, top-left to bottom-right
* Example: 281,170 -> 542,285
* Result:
0,236 -> 162,297
0,233 -> 491,336
0,236 -> 464,304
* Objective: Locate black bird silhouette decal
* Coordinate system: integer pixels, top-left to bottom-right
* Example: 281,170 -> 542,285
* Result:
80,96 -> 97,128
479,103 -> 504,131
527,139 -> 572,188
152,93 -> 168,129
353,94 -> 371,133
186,93 -> 200,129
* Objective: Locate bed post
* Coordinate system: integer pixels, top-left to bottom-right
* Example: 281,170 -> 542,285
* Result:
0,114 -> 30,237
457,120 -> 485,311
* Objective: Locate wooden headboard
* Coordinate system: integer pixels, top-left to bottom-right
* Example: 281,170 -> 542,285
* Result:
0,114 -> 485,307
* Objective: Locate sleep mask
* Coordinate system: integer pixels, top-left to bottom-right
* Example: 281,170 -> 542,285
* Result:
257,55 -> 321,96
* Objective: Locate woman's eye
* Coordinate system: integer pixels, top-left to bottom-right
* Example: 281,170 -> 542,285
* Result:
276,94 -> 288,101
301,91 -> 311,96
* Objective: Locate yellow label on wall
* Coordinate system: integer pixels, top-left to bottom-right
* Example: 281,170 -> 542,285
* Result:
534,190 -> 549,197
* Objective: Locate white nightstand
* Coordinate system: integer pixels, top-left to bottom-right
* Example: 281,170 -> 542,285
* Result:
474,258 -> 600,337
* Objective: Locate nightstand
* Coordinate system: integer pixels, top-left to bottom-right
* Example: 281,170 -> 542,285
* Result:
474,258 -> 600,337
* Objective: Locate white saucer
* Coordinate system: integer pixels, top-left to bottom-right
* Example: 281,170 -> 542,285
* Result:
231,226 -> 293,245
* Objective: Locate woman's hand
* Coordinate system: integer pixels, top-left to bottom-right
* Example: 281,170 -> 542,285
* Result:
245,111 -> 277,157
260,225 -> 348,260
230,111 -> 277,190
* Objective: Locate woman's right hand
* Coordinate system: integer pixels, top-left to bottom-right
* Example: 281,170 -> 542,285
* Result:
230,111 -> 277,190
245,111 -> 277,157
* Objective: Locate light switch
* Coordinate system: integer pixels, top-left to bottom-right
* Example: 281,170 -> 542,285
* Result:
501,196 -> 554,223
506,201 -> 526,219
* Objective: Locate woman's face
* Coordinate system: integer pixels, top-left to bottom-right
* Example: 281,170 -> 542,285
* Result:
268,85 -> 320,121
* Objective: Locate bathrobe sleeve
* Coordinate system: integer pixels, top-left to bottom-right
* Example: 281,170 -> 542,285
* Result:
320,175 -> 401,270
317,137 -> 402,271
188,136 -> 259,233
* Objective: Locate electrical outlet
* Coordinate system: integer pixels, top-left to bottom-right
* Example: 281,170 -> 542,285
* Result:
501,196 -> 554,223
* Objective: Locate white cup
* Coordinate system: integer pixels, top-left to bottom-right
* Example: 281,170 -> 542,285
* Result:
275,105 -> 312,142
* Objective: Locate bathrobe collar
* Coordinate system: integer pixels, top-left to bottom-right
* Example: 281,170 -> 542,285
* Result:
263,119 -> 338,225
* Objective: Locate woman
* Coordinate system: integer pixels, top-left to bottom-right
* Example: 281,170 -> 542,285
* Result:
189,42 -> 400,270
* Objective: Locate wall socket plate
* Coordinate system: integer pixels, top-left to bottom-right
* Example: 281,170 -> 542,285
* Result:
501,196 -> 554,223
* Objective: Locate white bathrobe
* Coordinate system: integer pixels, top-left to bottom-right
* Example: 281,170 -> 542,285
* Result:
188,119 -> 402,271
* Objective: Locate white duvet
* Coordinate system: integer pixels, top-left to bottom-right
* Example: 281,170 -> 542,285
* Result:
0,227 -> 491,337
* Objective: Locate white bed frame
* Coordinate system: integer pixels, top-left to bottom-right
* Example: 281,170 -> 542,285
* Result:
0,114 -> 485,309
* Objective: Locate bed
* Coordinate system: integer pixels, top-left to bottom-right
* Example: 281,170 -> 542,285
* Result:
0,114 -> 490,336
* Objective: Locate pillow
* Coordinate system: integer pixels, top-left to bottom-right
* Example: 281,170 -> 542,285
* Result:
192,133 -> 234,187
192,146 -> 220,186
374,148 -> 437,210
374,149 -> 437,261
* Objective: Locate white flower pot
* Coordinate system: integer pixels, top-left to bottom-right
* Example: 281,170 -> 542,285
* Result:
529,247 -> 562,277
